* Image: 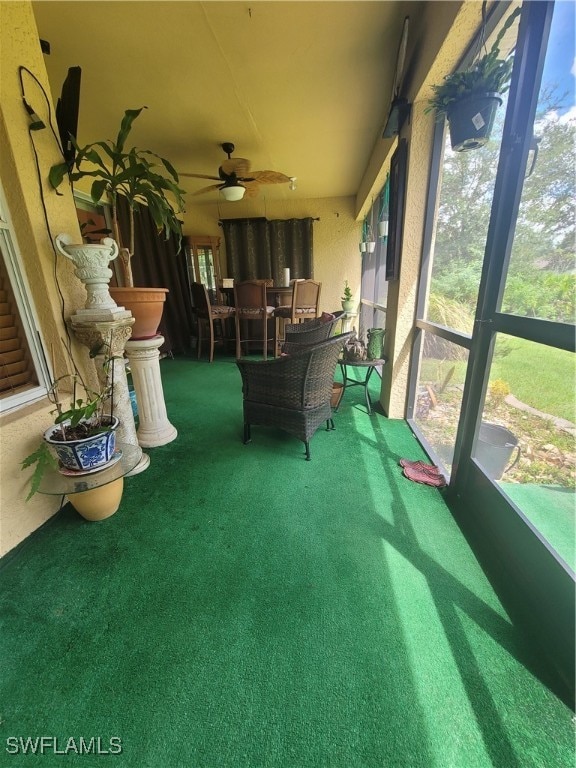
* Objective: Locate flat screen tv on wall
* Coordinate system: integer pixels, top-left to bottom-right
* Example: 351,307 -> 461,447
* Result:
56,66 -> 81,167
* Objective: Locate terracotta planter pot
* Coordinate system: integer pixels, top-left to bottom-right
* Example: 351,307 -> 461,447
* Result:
331,382 -> 344,409
110,287 -> 168,339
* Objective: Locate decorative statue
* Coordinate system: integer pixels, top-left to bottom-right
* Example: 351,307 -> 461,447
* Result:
343,330 -> 367,362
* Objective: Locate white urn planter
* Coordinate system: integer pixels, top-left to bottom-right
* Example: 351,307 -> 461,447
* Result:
55,234 -> 130,322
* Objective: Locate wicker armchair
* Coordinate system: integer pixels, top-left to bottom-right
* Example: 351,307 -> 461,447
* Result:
236,333 -> 351,460
283,311 -> 343,347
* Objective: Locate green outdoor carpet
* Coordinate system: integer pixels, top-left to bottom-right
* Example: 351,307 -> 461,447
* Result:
1,356 -> 574,768
500,482 -> 575,569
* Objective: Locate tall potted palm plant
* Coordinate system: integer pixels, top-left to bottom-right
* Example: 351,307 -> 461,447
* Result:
50,107 -> 186,338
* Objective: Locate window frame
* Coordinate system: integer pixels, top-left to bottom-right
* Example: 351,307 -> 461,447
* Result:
0,184 -> 51,413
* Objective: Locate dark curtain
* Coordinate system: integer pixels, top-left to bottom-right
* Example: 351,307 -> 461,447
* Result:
222,217 -> 314,282
116,196 -> 194,355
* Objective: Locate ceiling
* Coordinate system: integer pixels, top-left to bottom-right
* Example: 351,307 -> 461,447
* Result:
32,1 -> 417,206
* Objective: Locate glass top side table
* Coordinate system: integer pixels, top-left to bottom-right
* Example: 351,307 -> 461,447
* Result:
37,442 -> 143,521
338,358 -> 387,415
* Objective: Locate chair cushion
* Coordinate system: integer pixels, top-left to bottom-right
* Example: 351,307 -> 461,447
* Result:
274,305 -> 318,317
295,306 -> 317,314
211,305 -> 235,316
320,312 -> 335,323
238,306 -> 276,316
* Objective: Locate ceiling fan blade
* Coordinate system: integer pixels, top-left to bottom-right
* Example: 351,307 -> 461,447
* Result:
247,170 -> 291,185
191,183 -> 222,196
180,172 -> 221,181
242,182 -> 260,198
221,158 -> 251,176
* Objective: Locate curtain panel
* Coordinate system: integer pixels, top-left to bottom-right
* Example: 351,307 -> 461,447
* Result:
222,217 -> 314,282
116,196 -> 194,355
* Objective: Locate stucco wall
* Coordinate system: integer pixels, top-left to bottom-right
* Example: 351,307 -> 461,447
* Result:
0,1 -> 95,555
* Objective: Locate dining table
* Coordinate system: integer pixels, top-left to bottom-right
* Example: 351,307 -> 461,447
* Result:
265,285 -> 293,308
219,284 -> 293,308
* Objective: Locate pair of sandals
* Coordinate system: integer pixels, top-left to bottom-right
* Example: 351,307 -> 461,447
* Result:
399,458 -> 447,488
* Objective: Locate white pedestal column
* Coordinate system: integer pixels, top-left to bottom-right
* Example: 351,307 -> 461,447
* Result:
341,311 -> 358,333
70,317 -> 150,475
125,336 -> 177,448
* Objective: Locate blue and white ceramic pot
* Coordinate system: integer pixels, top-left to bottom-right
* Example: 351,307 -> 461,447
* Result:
44,416 -> 119,473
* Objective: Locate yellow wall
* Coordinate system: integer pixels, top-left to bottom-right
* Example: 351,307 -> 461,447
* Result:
0,1 -> 95,555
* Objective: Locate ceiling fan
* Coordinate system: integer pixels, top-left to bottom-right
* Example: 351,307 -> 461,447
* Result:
180,142 -> 291,200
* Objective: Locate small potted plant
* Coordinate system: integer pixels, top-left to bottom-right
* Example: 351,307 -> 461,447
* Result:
341,281 -> 355,312
426,7 -> 520,151
360,220 -> 376,253
21,336 -> 120,501
49,107 -> 186,337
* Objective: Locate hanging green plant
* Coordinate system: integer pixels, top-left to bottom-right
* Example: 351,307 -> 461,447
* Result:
378,175 -> 390,239
426,6 -> 521,151
361,216 -> 376,253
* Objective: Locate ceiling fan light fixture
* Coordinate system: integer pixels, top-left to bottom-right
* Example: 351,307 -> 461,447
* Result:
221,184 -> 245,202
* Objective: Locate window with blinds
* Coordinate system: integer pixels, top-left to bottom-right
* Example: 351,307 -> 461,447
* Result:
0,183 -> 49,413
0,251 -> 38,395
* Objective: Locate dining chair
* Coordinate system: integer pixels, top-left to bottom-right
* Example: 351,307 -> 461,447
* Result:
190,281 -> 235,363
236,332 -> 351,460
272,279 -> 322,355
274,279 -> 322,324
234,280 -> 277,360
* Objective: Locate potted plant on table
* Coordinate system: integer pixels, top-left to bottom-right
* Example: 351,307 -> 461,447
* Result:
49,107 -> 186,338
341,280 -> 355,312
21,336 -> 122,518
426,7 -> 521,152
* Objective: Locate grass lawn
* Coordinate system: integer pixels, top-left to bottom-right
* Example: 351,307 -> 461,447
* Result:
421,337 -> 575,423
490,337 -> 575,422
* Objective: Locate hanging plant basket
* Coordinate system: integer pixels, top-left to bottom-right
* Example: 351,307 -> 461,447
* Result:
446,92 -> 502,152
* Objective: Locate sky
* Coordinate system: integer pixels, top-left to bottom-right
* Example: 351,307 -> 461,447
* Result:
541,0 -> 575,119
